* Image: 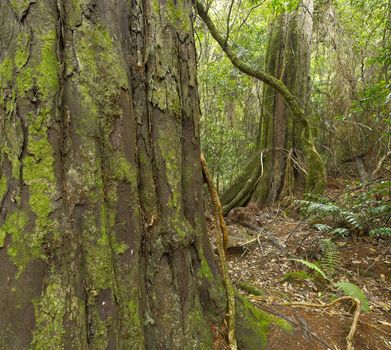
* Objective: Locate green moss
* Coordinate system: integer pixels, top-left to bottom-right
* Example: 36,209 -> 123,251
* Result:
111,155 -> 137,184
37,31 -> 59,99
84,212 -> 113,290
23,125 -> 56,231
165,0 -> 191,32
186,306 -> 213,348
0,211 -> 28,249
282,271 -> 312,282
16,67 -> 33,94
127,298 -> 142,328
15,32 -> 30,69
88,307 -> 109,350
0,211 -> 42,274
76,24 -> 127,89
237,282 -> 265,296
199,257 -> 213,281
0,175 -> 7,202
10,0 -> 30,19
236,294 -> 293,350
0,57 -> 13,85
0,57 -> 14,106
30,274 -> 66,350
152,0 -> 160,15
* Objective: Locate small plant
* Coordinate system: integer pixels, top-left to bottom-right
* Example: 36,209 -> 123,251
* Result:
335,281 -> 370,312
282,271 -> 312,282
290,259 -> 370,312
290,258 -> 328,280
295,179 -> 391,238
319,238 -> 340,275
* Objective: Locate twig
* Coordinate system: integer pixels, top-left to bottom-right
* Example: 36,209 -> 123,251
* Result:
201,153 -> 237,350
276,296 -> 361,350
251,301 -> 334,350
372,151 -> 391,177
342,313 -> 391,337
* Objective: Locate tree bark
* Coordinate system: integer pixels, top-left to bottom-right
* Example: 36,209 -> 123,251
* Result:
205,0 -> 326,212
0,1 -> 227,348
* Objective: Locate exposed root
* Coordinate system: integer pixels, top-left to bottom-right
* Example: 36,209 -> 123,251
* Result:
201,153 -> 237,350
250,295 -> 361,350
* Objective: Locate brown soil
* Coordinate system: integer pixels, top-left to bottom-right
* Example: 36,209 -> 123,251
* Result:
209,195 -> 391,350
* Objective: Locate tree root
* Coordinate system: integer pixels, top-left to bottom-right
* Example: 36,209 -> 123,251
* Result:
201,153 -> 237,350
250,295 -> 361,350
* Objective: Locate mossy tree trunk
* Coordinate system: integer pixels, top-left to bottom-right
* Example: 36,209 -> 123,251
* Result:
221,0 -> 325,212
0,0 -> 229,348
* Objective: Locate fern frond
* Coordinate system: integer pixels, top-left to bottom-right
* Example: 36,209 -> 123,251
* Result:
320,239 -> 340,276
341,211 -> 362,230
290,258 -> 329,280
331,227 -> 349,237
369,227 -> 391,237
314,224 -> 331,232
334,281 -> 370,312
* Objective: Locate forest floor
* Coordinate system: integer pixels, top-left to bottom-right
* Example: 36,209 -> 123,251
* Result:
209,181 -> 391,350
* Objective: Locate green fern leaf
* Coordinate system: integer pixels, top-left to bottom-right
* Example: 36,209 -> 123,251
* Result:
334,281 -> 370,312
320,239 -> 340,275
369,227 -> 391,237
314,224 -> 331,232
290,258 -> 329,280
331,227 -> 349,236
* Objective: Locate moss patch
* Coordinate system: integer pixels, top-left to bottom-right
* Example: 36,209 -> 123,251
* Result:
30,274 -> 67,350
236,294 -> 293,350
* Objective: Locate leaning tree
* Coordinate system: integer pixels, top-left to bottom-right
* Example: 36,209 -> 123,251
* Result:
197,0 -> 325,213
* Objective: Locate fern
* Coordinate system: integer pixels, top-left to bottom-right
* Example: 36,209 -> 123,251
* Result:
314,223 -> 331,232
295,200 -> 340,217
369,227 -> 391,237
331,227 -> 350,236
290,259 -> 329,281
320,239 -> 340,276
341,211 -> 362,230
334,281 -> 370,312
296,199 -> 364,235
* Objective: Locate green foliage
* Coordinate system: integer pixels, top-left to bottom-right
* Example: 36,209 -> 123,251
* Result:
289,258 -> 370,312
290,258 -> 329,280
335,281 -> 370,312
237,281 -> 265,296
268,0 -> 300,13
319,239 -> 340,276
295,179 -> 391,237
282,271 -> 312,282
295,198 -> 362,235
311,0 -> 390,176
369,227 -> 391,237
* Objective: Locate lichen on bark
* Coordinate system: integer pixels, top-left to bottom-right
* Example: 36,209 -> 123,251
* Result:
0,0 -> 291,348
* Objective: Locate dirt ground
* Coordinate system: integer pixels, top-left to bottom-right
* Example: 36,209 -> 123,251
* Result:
208,191 -> 391,349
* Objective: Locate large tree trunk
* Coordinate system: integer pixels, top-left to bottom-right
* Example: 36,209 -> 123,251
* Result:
221,0 -> 325,212
0,1 -> 229,348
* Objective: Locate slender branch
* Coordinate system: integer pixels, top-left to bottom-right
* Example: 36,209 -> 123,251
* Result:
195,0 -> 308,129
201,153 -> 237,350
225,0 -> 235,45
237,0 -> 267,33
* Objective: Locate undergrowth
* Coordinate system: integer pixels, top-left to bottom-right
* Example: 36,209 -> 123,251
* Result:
290,249 -> 370,312
295,179 -> 391,238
